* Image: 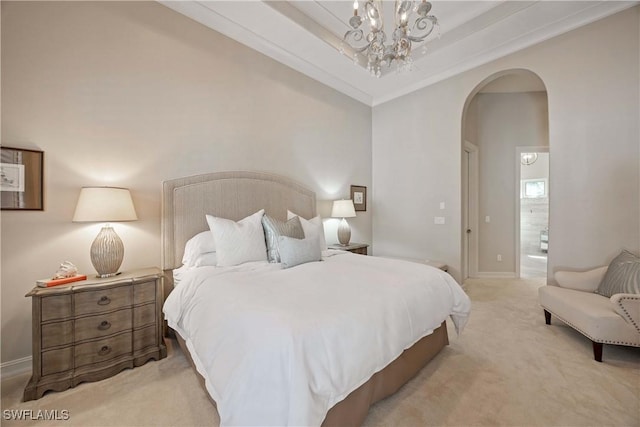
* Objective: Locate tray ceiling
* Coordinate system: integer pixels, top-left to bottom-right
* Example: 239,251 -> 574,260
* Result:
159,1 -> 637,106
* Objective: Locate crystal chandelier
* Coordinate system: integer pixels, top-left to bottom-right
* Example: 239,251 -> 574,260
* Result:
343,0 -> 439,77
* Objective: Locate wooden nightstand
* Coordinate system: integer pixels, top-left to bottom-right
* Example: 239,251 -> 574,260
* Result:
329,243 -> 369,255
23,268 -> 167,401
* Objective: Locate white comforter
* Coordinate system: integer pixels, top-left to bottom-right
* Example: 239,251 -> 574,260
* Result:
164,252 -> 470,426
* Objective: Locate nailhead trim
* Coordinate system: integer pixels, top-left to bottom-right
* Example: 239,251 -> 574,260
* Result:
616,295 -> 640,334
543,307 -> 640,347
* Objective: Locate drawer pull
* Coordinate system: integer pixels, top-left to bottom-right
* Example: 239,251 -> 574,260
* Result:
97,296 -> 111,306
98,320 -> 111,331
98,345 -> 111,356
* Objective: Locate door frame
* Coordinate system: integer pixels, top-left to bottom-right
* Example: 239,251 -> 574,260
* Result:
462,140 -> 479,281
515,146 -> 549,278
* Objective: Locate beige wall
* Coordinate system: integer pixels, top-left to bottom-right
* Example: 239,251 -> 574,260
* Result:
1,2 -> 372,364
373,7 -> 640,281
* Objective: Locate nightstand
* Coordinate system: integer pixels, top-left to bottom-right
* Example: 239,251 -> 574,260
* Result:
23,268 -> 167,401
329,243 -> 369,255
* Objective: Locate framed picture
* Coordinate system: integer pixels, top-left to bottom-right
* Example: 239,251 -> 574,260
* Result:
350,185 -> 367,212
1,147 -> 44,210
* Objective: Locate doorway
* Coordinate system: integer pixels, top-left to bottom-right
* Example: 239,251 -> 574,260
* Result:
462,141 -> 478,281
461,69 -> 549,281
517,148 -> 549,278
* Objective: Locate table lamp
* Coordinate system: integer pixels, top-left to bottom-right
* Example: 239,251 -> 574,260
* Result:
73,187 -> 138,277
331,199 -> 357,245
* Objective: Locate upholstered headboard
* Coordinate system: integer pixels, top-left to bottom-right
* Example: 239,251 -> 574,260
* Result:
161,171 -> 316,270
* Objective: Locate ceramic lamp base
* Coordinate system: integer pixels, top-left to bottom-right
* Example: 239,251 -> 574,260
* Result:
337,218 -> 352,245
90,225 -> 124,278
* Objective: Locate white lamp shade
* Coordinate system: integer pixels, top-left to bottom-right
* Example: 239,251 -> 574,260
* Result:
73,187 -> 138,222
331,199 -> 356,218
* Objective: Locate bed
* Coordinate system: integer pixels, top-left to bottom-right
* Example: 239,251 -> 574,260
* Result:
161,171 -> 470,426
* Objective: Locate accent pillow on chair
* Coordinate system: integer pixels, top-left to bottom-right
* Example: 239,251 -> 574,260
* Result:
595,249 -> 640,297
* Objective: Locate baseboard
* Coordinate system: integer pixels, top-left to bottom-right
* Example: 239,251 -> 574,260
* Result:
475,272 -> 517,278
1,356 -> 32,379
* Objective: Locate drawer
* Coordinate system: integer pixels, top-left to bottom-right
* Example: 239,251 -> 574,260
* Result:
74,286 -> 131,316
75,332 -> 132,368
42,320 -> 73,349
41,295 -> 72,322
134,281 -> 156,304
42,347 -> 73,376
133,325 -> 157,351
75,309 -> 132,342
133,303 -> 156,328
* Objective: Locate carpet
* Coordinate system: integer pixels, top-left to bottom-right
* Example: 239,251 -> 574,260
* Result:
2,278 -> 638,426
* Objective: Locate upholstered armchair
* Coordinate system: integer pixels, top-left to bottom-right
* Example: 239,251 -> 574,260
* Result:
538,262 -> 640,362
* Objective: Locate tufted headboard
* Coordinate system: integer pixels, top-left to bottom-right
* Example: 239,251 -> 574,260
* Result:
161,171 -> 316,270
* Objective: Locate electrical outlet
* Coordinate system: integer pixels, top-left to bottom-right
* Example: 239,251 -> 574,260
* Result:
434,217 -> 445,225
439,202 -> 445,210
485,216 -> 491,223
497,254 -> 502,262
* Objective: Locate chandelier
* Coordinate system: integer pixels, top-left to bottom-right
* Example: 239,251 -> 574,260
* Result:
343,0 -> 439,77
521,153 -> 538,165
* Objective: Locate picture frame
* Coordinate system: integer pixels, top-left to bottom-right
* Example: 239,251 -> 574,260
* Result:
350,185 -> 367,212
1,147 -> 44,210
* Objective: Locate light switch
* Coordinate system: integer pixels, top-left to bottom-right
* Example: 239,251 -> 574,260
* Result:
439,202 -> 445,210
485,216 -> 491,223
434,217 -> 445,225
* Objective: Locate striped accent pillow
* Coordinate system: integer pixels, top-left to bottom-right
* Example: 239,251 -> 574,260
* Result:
595,250 -> 640,297
262,215 -> 305,263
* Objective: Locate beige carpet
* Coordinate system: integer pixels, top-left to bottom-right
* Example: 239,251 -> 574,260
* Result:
2,278 -> 639,426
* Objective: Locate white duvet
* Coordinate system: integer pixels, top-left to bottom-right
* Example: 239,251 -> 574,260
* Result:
164,251 -> 470,426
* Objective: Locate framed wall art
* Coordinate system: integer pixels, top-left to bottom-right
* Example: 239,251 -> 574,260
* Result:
1,147 -> 44,210
350,185 -> 367,212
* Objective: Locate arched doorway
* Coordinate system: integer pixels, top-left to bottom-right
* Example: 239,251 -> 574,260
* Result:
461,69 -> 549,281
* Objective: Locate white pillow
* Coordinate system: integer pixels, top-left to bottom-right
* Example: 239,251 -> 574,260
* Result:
287,210 -> 327,252
206,210 -> 267,267
182,231 -> 216,267
193,252 -> 218,267
278,235 -> 322,269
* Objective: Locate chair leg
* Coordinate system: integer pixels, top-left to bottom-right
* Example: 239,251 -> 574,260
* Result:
592,341 -> 603,362
544,309 -> 551,325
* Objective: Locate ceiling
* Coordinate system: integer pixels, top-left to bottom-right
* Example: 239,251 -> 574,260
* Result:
159,1 -> 637,106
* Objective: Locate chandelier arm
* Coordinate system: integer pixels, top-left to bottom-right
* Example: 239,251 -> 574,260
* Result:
343,29 -> 372,52
407,16 -> 437,42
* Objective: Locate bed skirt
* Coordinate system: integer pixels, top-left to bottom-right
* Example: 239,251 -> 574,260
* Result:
173,321 -> 449,426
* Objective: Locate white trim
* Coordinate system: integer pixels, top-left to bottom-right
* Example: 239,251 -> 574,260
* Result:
1,356 -> 32,379
475,272 -> 518,279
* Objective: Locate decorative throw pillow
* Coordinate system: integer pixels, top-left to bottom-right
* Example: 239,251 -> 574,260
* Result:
595,249 -> 640,297
262,215 -> 305,263
278,235 -> 322,269
287,210 -> 327,252
182,231 -> 216,267
206,210 -> 267,267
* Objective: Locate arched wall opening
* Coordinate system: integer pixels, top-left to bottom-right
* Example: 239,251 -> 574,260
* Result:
461,69 -> 549,281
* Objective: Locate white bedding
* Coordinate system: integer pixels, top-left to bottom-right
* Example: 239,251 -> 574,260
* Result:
164,251 -> 470,426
